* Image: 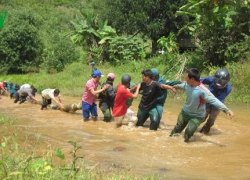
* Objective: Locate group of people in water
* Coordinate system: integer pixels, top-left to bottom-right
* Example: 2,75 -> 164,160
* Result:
0,67 -> 234,142
0,82 -> 63,111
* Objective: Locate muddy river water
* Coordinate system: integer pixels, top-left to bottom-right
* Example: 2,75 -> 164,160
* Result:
0,95 -> 250,179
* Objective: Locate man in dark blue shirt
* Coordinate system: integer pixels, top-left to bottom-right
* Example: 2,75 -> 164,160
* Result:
200,69 -> 232,134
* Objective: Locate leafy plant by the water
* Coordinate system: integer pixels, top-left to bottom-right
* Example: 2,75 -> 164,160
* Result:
0,114 -> 160,179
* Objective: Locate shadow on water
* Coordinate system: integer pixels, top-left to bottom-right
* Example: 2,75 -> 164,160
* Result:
0,96 -> 250,179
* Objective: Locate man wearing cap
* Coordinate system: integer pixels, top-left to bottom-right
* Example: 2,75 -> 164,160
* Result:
98,72 -> 116,122
151,68 -> 182,123
82,70 -> 108,121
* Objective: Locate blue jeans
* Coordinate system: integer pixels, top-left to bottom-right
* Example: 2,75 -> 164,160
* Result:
82,101 -> 97,120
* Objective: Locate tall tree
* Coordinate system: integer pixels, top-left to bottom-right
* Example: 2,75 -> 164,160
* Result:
93,0 -> 188,53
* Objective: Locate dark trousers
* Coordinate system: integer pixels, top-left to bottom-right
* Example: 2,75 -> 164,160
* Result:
200,107 -> 220,134
41,97 -> 51,109
136,107 -> 161,130
99,103 -> 112,122
170,110 -> 204,141
14,93 -> 27,104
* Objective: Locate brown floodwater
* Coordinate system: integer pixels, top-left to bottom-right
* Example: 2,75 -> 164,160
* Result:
0,95 -> 250,179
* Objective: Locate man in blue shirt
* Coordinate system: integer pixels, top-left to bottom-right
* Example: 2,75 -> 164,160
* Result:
199,69 -> 232,134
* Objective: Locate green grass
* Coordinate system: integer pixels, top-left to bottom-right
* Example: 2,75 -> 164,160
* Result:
0,59 -> 176,96
1,57 -> 250,103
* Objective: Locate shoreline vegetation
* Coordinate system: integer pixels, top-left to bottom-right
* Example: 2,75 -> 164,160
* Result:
1,60 -> 250,104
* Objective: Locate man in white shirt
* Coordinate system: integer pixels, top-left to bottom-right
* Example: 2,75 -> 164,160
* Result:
14,86 -> 37,104
41,89 -> 63,110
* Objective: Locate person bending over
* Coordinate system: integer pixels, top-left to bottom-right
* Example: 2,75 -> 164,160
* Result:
41,89 -> 63,110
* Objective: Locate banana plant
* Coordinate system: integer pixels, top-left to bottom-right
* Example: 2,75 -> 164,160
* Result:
70,11 -> 117,62
157,32 -> 179,53
70,11 -> 116,46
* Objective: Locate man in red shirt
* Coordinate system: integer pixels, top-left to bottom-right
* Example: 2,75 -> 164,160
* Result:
112,74 -> 141,128
0,81 -> 7,95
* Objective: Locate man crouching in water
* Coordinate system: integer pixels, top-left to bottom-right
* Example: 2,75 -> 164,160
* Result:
112,74 -> 141,128
41,89 -> 63,110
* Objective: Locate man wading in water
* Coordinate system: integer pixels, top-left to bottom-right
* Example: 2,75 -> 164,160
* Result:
134,69 -> 176,130
170,68 -> 234,142
112,74 -> 141,128
199,69 -> 232,134
82,70 -> 108,121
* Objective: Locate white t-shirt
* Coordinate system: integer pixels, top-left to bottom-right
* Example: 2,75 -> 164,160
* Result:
18,87 -> 33,97
20,84 -> 31,89
41,89 -> 61,99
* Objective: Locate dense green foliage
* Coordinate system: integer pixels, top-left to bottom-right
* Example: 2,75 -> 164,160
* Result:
0,3 -> 81,74
92,0 -> 188,53
177,0 -> 250,66
108,36 -> 147,64
0,0 -> 81,8
157,33 -> 179,53
0,7 -> 43,74
70,12 -> 117,64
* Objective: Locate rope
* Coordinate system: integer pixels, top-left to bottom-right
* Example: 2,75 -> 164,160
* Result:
175,56 -> 187,80
162,55 -> 187,80
162,56 -> 181,77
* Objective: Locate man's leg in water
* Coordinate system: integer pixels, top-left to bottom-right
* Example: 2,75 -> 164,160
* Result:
184,116 -> 204,142
170,110 -> 189,136
148,107 -> 161,130
200,107 -> 220,134
136,108 -> 149,127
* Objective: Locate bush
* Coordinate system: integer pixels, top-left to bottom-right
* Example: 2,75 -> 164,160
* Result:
225,34 -> 250,63
39,6 -> 81,73
40,33 -> 80,73
108,36 -> 146,65
0,7 -> 43,74
183,50 -> 207,71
